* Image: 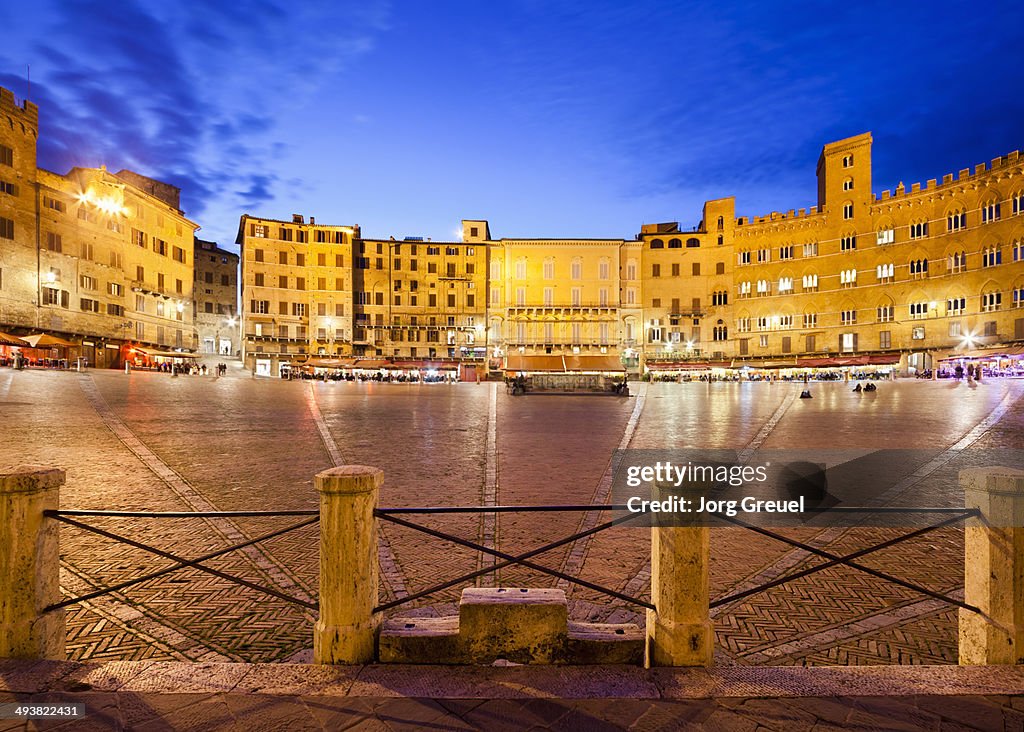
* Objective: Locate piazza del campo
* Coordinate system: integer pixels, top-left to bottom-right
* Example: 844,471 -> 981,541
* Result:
2,10 -> 1024,728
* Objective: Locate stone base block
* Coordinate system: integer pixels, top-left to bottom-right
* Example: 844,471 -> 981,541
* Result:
379,588 -> 643,665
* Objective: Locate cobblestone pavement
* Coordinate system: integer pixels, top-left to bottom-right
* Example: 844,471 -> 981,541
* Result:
1,366 -> 1022,667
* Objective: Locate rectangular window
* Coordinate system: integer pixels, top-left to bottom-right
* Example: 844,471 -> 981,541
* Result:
692,263 -> 701,276
45,232 -> 62,252
80,298 -> 100,312
802,242 -> 818,257
0,216 -> 14,239
840,235 -> 857,251
879,331 -> 891,349
172,246 -> 185,263
652,263 -> 661,278
877,305 -> 894,322
43,287 -> 69,307
876,229 -> 894,245
0,144 -> 12,166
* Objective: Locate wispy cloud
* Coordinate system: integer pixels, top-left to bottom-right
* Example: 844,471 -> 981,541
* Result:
0,0 -> 390,243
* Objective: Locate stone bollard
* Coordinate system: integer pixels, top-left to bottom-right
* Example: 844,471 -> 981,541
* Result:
960,467 -> 1024,665
646,506 -> 713,667
314,466 -> 382,664
0,466 -> 66,660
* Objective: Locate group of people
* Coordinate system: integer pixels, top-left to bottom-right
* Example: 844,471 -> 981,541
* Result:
285,370 -> 458,383
852,382 -> 878,392
135,361 -> 229,376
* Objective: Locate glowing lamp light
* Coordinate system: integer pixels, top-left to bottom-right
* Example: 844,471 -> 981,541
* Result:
227,318 -> 236,327
176,302 -> 185,313
77,189 -> 128,216
686,340 -> 694,349
45,271 -> 57,283
961,333 -> 977,348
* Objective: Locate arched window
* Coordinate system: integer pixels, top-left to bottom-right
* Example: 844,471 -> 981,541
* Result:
982,245 -> 1002,268
877,298 -> 894,323
948,251 -> 967,273
668,238 -> 682,248
717,216 -> 724,230
981,287 -> 1002,312
650,238 -> 664,249
947,208 -> 966,232
686,237 -> 700,248
981,198 -> 1001,223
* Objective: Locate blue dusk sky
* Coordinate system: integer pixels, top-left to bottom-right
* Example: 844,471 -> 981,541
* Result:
1,1 -> 1022,250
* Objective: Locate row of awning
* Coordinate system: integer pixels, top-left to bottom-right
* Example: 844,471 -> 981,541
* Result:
939,345 -> 1024,361
131,347 -> 200,360
646,354 -> 903,371
502,354 -> 626,373
300,357 -> 459,370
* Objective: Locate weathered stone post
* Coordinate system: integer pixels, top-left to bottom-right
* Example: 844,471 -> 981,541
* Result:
0,466 -> 65,659
960,467 -> 1024,665
646,499 -> 713,667
314,465 -> 381,664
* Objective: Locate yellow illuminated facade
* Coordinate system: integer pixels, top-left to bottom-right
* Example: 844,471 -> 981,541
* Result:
0,87 -> 200,367
240,132 -> 1024,376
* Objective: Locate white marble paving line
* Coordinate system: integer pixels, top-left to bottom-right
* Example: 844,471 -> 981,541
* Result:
479,382 -> 499,586
305,383 -> 409,603
557,383 -> 648,594
739,590 -> 963,665
59,561 -> 231,662
712,385 -> 1023,623
616,387 -> 797,604
79,377 -> 315,615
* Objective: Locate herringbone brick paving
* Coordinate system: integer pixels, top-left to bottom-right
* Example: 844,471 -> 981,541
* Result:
2,368 -> 1022,666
